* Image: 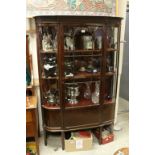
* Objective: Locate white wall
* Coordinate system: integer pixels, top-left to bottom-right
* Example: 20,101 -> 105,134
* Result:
27,0 -> 127,131
114,0 -> 127,123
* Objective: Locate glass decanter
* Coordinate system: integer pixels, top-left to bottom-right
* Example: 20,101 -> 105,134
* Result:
84,83 -> 91,99
92,82 -> 100,104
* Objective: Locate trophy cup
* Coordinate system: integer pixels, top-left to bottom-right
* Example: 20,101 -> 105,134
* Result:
67,84 -> 79,104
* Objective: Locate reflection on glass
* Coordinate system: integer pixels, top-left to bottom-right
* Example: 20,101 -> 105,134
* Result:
67,84 -> 80,104
92,82 -> 100,104
84,83 -> 91,99
106,54 -> 114,73
65,81 -> 100,107
64,36 -> 74,50
107,27 -> 118,49
64,26 -> 103,50
64,59 -> 74,77
39,26 -> 57,52
64,57 -> 101,77
95,36 -> 102,50
44,88 -> 59,106
104,76 -> 116,103
42,55 -> 57,78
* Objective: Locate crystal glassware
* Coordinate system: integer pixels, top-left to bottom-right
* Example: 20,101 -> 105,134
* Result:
84,83 -> 91,99
92,82 -> 100,104
67,84 -> 79,104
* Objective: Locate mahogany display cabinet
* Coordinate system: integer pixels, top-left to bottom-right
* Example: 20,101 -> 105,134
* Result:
35,16 -> 122,150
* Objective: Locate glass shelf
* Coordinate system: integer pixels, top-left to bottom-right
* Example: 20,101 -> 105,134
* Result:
103,75 -> 117,105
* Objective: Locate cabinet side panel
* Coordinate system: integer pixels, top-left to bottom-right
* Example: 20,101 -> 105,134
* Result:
43,109 -> 61,128
101,104 -> 115,123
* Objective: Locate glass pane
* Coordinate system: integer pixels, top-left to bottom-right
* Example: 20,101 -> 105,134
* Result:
64,56 -> 101,78
106,26 -> 118,74
106,52 -> 117,74
41,53 -> 58,78
64,26 -> 104,51
104,76 -> 117,104
38,25 -> 59,78
39,26 -> 57,52
41,79 -> 60,108
64,80 -> 100,108
38,25 -> 60,108
106,26 -> 118,50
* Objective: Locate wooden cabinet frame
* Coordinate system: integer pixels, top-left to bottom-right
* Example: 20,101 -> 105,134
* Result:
35,16 -> 122,150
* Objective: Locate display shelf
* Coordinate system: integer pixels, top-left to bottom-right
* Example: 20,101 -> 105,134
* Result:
64,50 -> 102,57
65,99 -> 99,109
105,72 -> 116,76
65,72 -> 100,80
42,104 -> 60,110
107,48 -> 118,52
65,49 -> 102,53
40,50 -> 57,54
41,76 -> 59,80
65,79 -> 100,85
64,54 -> 102,58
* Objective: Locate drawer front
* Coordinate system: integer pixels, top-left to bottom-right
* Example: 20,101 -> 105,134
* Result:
26,110 -> 33,123
101,104 -> 115,123
64,107 -> 100,128
26,122 -> 35,137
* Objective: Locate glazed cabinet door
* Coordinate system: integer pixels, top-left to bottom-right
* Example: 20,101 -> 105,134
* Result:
36,24 -> 62,130
101,24 -> 121,123
61,24 -> 105,129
